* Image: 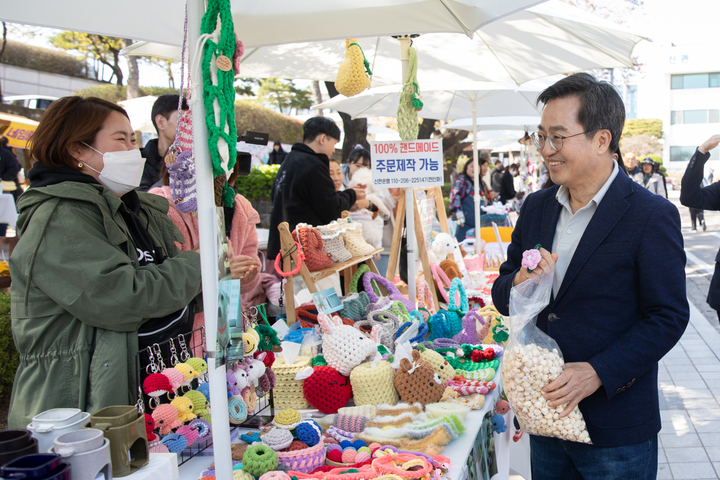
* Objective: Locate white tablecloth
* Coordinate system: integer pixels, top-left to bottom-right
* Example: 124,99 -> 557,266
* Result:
0,193 -> 17,229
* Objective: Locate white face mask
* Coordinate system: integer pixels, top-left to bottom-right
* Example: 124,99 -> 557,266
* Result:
511,170 -> 518,177
82,143 -> 146,196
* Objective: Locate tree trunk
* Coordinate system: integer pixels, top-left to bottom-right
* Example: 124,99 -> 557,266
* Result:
0,22 -> 6,102
325,81 -> 369,161
111,49 -> 124,86
417,118 -> 437,140
124,39 -> 140,99
312,81 -> 324,117
441,129 -> 470,183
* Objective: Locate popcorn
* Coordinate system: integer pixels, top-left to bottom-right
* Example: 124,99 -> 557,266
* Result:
502,344 -> 591,443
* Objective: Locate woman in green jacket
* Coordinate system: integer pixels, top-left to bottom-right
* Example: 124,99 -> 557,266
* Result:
8,96 -> 202,429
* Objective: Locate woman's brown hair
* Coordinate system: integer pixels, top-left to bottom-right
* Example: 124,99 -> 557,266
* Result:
30,96 -> 129,169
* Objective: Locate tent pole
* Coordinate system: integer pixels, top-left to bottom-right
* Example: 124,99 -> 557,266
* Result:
399,36 -> 416,304
472,100 -> 481,253
188,0 -> 233,477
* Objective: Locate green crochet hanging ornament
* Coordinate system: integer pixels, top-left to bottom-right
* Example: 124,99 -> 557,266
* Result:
397,46 -> 422,141
200,0 -> 237,207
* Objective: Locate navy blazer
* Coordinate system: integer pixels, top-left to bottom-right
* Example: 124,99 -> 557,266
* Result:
492,170 -> 689,447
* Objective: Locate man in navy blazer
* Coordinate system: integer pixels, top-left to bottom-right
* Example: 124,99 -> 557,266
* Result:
492,73 -> 689,480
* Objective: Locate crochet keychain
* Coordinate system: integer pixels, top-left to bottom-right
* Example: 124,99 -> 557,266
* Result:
335,39 -> 372,97
522,244 -> 543,273
198,0 -> 237,207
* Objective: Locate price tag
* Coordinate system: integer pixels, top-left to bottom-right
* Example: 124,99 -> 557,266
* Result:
216,55 -> 233,72
164,153 -> 177,166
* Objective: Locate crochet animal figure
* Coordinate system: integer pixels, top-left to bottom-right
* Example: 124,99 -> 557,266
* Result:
174,363 -> 198,386
143,373 -> 174,400
440,259 -> 463,280
227,370 -> 242,396
418,346 -> 456,384
431,232 -> 455,260
255,352 -> 276,392
171,396 -> 196,423
144,413 -> 157,443
152,404 -> 182,435
160,368 -> 186,393
233,362 -> 250,391
495,399 -> 510,415
394,350 -> 445,406
318,312 -> 377,376
186,358 -> 208,376
245,357 -> 266,384
301,365 -> 353,414
492,414 -> 507,433
184,390 -> 210,417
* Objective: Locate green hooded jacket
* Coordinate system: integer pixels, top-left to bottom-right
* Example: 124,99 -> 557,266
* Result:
8,182 -> 202,429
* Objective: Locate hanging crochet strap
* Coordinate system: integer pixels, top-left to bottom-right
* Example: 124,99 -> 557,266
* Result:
397,45 -> 421,141
362,272 -> 416,313
200,0 -> 238,207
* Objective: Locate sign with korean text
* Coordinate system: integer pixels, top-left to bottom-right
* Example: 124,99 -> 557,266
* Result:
370,139 -> 443,187
0,122 -> 36,149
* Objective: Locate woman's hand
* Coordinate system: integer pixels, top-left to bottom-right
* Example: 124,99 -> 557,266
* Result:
489,191 -> 498,201
699,135 -> 720,154
228,240 -> 260,283
351,199 -> 370,211
512,248 -> 558,286
351,183 -> 367,200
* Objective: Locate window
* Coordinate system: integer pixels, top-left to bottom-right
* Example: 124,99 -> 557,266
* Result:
671,72 -> 720,89
670,146 -> 720,162
684,110 -> 707,124
671,111 -> 682,125
711,110 -> 720,123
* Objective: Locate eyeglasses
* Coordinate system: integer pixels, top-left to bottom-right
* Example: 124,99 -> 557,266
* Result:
531,130 -> 592,152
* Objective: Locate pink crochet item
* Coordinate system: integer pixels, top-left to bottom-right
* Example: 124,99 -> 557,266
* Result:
430,263 -> 452,303
318,313 -> 377,376
416,276 -> 435,317
152,404 -> 181,435
521,248 -> 542,271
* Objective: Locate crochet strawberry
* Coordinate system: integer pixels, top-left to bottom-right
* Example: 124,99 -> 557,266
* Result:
470,350 -> 484,363
303,365 -> 353,414
482,349 -> 496,361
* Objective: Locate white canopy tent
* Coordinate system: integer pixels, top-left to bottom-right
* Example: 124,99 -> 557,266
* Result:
443,115 -> 542,131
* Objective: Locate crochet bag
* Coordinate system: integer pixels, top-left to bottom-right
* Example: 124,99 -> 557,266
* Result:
427,310 -> 453,341
272,356 -> 311,409
276,440 -> 326,474
318,313 -> 377,376
335,39 -> 371,97
430,263 -> 453,303
167,150 -> 198,214
350,360 -> 399,406
354,310 -> 401,353
295,303 -> 354,329
447,278 -> 469,337
321,229 -> 352,263
294,225 -> 333,271
349,264 -> 372,294
339,292 -> 370,322
363,272 -> 416,313
394,350 -> 445,406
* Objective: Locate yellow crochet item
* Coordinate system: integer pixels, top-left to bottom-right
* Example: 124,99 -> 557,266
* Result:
475,305 -> 503,344
446,392 -> 485,410
174,363 -> 197,382
350,361 -> 399,406
273,409 -> 302,429
336,39 -> 371,97
357,426 -> 452,456
338,405 -> 377,417
234,470 -> 255,480
419,349 -> 456,384
171,396 -> 196,423
272,356 -> 310,409
0,261 -> 8,277
375,403 -> 423,418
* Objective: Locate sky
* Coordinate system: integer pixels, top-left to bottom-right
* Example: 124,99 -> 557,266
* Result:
6,0 -> 720,90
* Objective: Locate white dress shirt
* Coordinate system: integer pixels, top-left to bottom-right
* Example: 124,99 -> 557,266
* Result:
551,160 -> 620,296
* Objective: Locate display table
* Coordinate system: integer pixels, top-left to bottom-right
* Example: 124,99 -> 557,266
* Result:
124,454 -> 178,480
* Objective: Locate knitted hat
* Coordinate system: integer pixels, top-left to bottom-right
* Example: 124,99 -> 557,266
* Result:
302,365 -> 353,414
394,350 -> 445,406
349,360 -> 399,406
161,433 -> 188,454
171,396 -> 196,422
177,424 -> 199,445
418,347 -> 456,384
295,419 -> 322,446
262,428 -> 294,451
152,404 -> 181,435
243,445 -> 279,476
333,415 -> 368,433
273,409 -> 302,429
318,313 -> 377,376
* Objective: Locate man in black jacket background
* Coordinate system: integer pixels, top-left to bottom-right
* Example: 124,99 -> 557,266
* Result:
267,117 -> 365,261
499,163 -> 518,204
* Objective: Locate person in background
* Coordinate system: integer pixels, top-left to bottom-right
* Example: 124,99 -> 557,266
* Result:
267,117 -> 365,262
341,145 -> 372,187
625,151 -> 640,176
681,136 -> 720,318
634,157 -> 665,196
8,96 -> 202,428
0,136 -> 22,206
268,141 -> 287,165
329,157 -> 344,192
709,168 -> 715,184
449,157 -> 496,241
138,95 -> 189,192
493,73 -> 688,480
499,163 -> 518,204
491,160 -> 504,194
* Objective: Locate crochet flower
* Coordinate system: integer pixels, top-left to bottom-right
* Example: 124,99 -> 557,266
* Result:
521,248 -> 542,272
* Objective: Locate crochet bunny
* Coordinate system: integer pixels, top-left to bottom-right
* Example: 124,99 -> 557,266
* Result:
394,350 -> 445,406
246,357 -> 266,384
318,312 -> 377,376
227,370 -> 242,396
233,362 -> 250,391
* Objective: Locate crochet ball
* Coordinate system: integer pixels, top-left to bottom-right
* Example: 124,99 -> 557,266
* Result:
355,451 -> 371,463
242,445 -> 279,476
295,419 -> 322,447
339,440 -> 352,449
369,443 -> 382,452
326,443 -> 342,453
286,440 -> 308,451
341,449 -> 357,464
302,366 -> 353,414
357,447 -> 371,454
352,439 -> 366,449
327,449 -> 343,463
273,409 -> 301,428
262,428 -> 294,451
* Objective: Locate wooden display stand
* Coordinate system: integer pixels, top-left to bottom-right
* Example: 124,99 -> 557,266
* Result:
385,186 -> 449,309
277,213 -> 383,325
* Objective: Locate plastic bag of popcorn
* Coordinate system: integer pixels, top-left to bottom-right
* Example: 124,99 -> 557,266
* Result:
501,268 -> 591,444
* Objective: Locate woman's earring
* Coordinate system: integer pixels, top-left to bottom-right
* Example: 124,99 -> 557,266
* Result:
78,162 -> 84,168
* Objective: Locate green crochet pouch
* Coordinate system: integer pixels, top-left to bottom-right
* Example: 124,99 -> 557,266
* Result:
350,264 -> 380,296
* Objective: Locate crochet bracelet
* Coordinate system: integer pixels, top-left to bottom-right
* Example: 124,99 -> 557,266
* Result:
274,242 -> 305,277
